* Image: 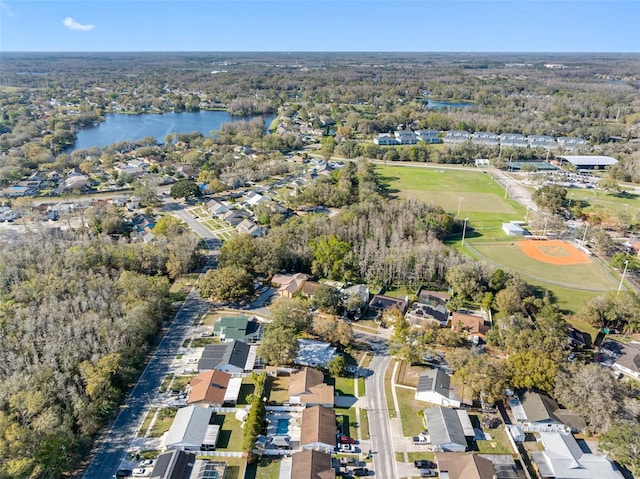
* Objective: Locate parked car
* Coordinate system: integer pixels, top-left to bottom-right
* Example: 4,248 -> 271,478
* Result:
412,435 -> 429,444
140,459 -> 153,466
419,469 -> 437,477
114,470 -> 132,478
352,468 -> 369,477
338,434 -> 355,444
414,460 -> 436,469
338,443 -> 356,453
132,468 -> 148,477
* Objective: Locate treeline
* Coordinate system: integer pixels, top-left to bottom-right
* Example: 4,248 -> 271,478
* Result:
0,230 -> 199,478
217,161 -> 460,288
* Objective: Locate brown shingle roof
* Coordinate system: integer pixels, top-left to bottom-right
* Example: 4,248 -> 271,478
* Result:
291,449 -> 335,479
289,367 -> 334,406
451,312 -> 489,336
437,452 -> 496,479
187,370 -> 231,405
301,406 -> 336,447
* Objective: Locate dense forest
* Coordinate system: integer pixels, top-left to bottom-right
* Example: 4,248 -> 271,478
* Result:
0,227 -> 199,478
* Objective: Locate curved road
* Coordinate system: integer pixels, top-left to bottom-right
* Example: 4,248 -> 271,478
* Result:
81,202 -> 218,479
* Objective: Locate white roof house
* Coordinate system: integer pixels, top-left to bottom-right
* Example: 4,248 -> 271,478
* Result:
531,432 -> 624,479
423,406 -> 469,452
294,339 -> 337,368
164,406 -> 215,451
415,369 -> 461,407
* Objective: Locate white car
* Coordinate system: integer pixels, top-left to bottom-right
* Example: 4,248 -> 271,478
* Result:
132,468 -> 148,477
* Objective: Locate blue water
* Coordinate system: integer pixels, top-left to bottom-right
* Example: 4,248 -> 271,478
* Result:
70,110 -> 276,151
276,418 -> 289,435
422,99 -> 474,109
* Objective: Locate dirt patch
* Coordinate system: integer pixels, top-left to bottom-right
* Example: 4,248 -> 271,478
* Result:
520,239 -> 591,265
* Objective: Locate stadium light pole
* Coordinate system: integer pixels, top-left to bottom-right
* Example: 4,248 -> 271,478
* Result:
581,225 -> 588,247
462,218 -> 469,246
617,260 -> 629,295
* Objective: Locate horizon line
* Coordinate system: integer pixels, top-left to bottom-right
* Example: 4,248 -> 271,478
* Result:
2,50 -> 639,55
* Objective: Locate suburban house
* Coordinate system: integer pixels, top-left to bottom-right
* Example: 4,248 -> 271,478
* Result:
451,311 -> 490,341
213,315 -> 263,343
236,219 -> 263,237
206,199 -> 229,217
415,369 -> 462,407
149,449 -> 197,479
295,339 -> 337,369
368,294 -> 408,315
500,133 -> 528,148
600,339 -> 640,380
290,449 -> 336,479
444,130 -> 471,144
271,273 -> 310,298
289,367 -> 335,408
436,453 -> 496,479
164,406 -> 219,451
198,340 -> 256,373
300,406 -> 337,454
423,406 -> 471,452
187,369 -> 242,406
342,284 -> 370,306
222,209 -> 251,227
531,431 -> 624,479
243,190 -> 268,207
509,391 -> 586,432
406,300 -> 450,328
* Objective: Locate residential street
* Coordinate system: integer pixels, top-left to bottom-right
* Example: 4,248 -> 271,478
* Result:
354,331 -> 399,479
81,202 -> 218,479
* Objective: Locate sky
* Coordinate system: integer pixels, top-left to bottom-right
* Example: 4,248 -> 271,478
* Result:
0,0 -> 639,53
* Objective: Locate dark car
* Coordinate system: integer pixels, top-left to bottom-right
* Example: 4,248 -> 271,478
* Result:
114,470 -> 132,478
353,468 -> 369,477
414,459 -> 436,469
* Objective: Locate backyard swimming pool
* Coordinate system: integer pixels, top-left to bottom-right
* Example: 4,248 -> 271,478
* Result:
276,418 -> 290,435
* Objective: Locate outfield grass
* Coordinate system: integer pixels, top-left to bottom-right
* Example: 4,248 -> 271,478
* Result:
470,241 -> 618,292
377,165 -> 526,238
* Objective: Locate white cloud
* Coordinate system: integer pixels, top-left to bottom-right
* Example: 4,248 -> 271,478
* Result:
0,2 -> 15,18
63,17 -> 95,31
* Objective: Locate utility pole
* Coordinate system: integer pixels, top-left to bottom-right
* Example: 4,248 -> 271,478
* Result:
617,260 -> 629,295
462,218 -> 469,246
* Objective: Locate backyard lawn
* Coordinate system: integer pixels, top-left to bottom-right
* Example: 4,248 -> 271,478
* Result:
211,413 -> 244,450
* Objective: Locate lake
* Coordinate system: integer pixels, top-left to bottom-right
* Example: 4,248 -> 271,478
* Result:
421,98 -> 474,109
70,110 -> 277,151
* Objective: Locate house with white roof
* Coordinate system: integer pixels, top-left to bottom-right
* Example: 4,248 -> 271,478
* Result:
531,431 -> 624,479
423,406 -> 470,452
415,369 -> 461,407
444,130 -> 471,144
164,406 -> 219,451
500,133 -> 528,148
528,135 -> 558,150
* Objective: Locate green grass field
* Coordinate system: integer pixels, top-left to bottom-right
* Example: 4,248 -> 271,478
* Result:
377,165 -> 526,238
469,241 -> 618,292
